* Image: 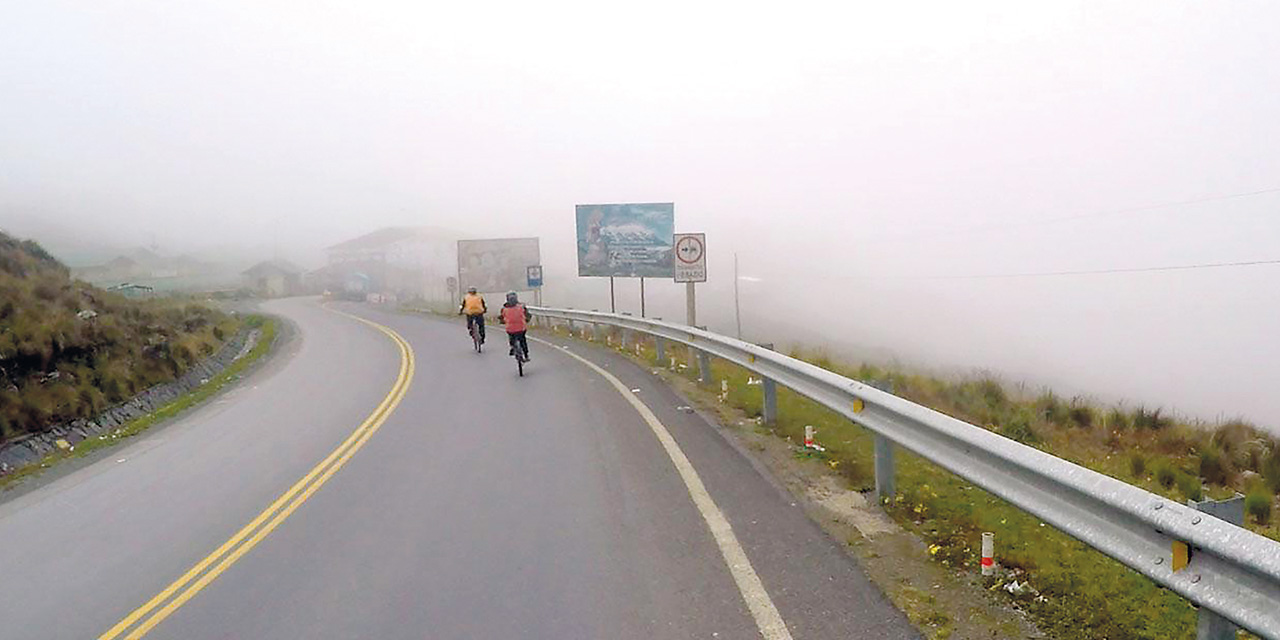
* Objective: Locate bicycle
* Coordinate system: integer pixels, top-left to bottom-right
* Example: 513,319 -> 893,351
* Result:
469,319 -> 483,353
512,338 -> 528,376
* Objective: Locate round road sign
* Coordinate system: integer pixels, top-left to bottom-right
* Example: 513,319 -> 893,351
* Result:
675,235 -> 704,265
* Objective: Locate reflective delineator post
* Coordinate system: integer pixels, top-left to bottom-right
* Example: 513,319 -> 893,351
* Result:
981,532 -> 995,576
804,425 -> 815,448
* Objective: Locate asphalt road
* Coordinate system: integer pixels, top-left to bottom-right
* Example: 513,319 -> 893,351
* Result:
0,298 -> 918,639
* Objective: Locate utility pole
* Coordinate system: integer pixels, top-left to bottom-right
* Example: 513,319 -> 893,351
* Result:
609,276 -> 616,313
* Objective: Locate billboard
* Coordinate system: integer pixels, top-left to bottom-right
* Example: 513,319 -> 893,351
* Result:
575,203 -> 674,277
457,238 -> 541,293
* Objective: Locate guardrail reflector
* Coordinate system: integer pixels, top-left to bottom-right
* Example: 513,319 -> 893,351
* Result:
852,398 -> 865,413
1172,541 -> 1190,572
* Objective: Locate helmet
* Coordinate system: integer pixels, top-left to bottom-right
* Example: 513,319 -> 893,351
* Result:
506,291 -> 518,302
467,286 -> 477,294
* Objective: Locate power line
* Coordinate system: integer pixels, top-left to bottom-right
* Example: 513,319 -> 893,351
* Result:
920,258 -> 1280,281
1029,187 -> 1280,227
873,186 -> 1280,243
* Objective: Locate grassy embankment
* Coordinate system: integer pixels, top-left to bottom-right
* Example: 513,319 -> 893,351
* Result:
0,315 -> 276,490
0,232 -> 242,440
0,232 -> 279,487
546,323 -> 1277,640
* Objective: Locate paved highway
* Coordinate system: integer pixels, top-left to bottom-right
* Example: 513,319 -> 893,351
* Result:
0,298 -> 917,639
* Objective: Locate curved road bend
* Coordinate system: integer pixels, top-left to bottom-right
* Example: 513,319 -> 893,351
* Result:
0,297 -> 917,640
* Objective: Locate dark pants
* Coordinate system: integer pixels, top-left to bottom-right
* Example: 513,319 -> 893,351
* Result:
507,331 -> 528,356
466,314 -> 486,342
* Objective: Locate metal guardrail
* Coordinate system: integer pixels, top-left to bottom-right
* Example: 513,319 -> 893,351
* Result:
529,306 -> 1280,640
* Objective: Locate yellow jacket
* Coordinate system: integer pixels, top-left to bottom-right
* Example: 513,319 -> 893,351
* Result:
460,293 -> 487,316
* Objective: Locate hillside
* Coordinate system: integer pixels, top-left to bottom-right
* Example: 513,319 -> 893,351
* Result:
0,232 -> 235,441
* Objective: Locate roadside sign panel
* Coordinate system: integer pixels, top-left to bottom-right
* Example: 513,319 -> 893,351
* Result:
526,265 -> 543,288
575,203 -> 674,277
673,233 -> 707,282
457,238 -> 541,293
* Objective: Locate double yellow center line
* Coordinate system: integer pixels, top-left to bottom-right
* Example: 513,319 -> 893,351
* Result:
99,311 -> 415,640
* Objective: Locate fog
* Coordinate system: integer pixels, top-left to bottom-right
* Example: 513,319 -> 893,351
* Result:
3,1 -> 1278,430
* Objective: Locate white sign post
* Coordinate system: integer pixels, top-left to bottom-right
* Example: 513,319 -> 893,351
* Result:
673,233 -> 706,326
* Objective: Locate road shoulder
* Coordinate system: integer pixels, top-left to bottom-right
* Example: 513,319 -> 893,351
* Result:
533,326 -> 1042,640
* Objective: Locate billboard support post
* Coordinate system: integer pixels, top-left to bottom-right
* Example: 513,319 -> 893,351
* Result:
640,277 -> 646,318
609,277 -> 616,313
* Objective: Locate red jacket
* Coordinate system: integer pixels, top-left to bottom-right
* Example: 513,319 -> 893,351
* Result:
500,303 -> 530,333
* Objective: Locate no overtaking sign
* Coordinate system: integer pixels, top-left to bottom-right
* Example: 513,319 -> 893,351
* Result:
673,233 -> 706,283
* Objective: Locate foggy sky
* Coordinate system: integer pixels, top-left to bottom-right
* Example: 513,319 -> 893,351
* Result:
3,1 -> 1278,429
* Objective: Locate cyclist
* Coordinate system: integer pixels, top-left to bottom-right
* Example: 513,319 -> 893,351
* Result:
458,286 -> 487,345
498,291 -> 532,360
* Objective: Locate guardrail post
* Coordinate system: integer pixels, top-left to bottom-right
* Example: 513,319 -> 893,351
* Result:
755,343 -> 777,425
697,351 -> 712,384
874,434 -> 896,504
654,336 -> 666,363
868,379 -> 896,504
762,378 -> 778,425
1190,496 -> 1245,640
567,319 -> 576,337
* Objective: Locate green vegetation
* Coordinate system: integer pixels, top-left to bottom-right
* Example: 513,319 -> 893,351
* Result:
0,232 -> 236,443
1246,488 -> 1273,525
0,316 -> 276,490
551,323 -> 1280,640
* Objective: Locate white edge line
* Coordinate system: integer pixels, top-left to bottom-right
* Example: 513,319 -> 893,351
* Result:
531,336 -> 794,640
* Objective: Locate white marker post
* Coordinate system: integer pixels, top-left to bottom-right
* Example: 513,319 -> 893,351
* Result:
981,532 -> 995,576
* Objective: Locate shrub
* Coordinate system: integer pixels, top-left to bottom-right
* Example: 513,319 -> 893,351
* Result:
1038,391 -> 1068,425
1068,404 -> 1094,428
1154,461 -> 1177,489
975,377 -> 1007,408
1106,408 -> 1132,430
1198,445 -> 1231,486
1133,406 -> 1171,430
1000,409 -> 1039,445
1245,489 -> 1273,524
1263,444 -> 1280,493
1128,452 -> 1146,478
1177,473 -> 1203,501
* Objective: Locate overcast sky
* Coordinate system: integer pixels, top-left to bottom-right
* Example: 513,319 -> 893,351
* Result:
3,1 -> 1278,428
